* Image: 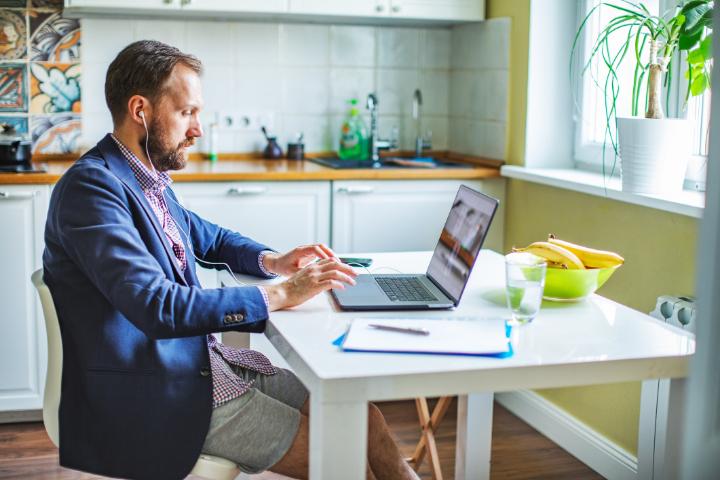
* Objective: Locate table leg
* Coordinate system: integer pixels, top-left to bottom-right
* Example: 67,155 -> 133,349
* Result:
454,393 -> 494,480
309,396 -> 368,480
638,378 -> 687,480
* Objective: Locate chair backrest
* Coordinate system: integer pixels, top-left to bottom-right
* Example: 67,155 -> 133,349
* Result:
31,269 -> 61,448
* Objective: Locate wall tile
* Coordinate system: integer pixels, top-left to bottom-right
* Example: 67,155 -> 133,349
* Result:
281,114 -> 330,152
377,28 -> 420,68
281,68 -> 329,115
234,22 -> 279,67
30,10 -> 80,62
330,26 -> 375,67
31,113 -> 81,153
201,63 -> 237,114
419,70 -> 449,116
81,18 -> 134,64
32,1 -> 63,8
407,114 -> 448,151
0,115 -> 28,133
449,71 -> 473,117
279,24 -> 329,67
185,21 -> 234,65
0,9 -> 27,60
235,67 -> 282,112
377,68 -> 419,116
135,20 -> 186,51
420,28 -> 450,70
478,18 -> 510,70
81,62 -> 107,115
1,1 -> 26,7
29,62 -> 81,114
0,63 -> 28,113
80,111 -> 112,149
450,23 -> 480,70
329,68 -> 374,115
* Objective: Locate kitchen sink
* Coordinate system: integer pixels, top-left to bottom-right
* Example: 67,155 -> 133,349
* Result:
308,157 -> 473,169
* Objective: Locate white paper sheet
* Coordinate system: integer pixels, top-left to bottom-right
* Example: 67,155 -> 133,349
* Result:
341,317 -> 510,355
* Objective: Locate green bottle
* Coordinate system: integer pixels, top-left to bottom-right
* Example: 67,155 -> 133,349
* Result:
338,99 -> 369,160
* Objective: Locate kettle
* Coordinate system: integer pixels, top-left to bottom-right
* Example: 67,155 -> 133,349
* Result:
0,123 -> 32,167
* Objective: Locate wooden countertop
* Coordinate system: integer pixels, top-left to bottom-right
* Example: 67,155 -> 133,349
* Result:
0,152 -> 502,185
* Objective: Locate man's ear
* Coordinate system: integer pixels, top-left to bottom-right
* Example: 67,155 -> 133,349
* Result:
127,95 -> 150,125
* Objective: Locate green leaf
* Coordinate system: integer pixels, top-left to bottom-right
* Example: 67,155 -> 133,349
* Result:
690,71 -> 708,96
679,29 -> 703,50
699,33 -> 713,59
688,47 -> 705,64
681,1 -> 712,32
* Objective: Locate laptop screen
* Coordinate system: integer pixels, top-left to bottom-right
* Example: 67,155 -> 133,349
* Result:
426,185 -> 499,305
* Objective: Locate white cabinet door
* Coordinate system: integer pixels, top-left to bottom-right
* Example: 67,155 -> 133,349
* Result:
180,0 -> 288,13
289,0 -> 389,16
172,181 -> 331,287
390,0 -> 484,21
331,179 -> 504,254
0,186 -> 49,413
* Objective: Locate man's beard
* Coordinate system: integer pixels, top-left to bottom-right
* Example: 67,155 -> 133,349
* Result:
141,120 -> 194,172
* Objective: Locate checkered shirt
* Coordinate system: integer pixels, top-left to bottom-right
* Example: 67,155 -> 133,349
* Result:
112,135 -> 278,407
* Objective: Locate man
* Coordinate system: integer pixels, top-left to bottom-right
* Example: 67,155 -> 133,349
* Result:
43,40 -> 419,480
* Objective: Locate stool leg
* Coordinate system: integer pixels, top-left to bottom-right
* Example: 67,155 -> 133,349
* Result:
409,397 -> 454,480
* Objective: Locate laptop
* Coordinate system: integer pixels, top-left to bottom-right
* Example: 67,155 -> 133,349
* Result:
331,185 -> 499,311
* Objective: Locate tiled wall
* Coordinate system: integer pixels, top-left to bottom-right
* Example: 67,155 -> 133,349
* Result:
1,7 -> 509,159
450,18 -> 510,160
81,19 -> 453,155
0,0 -> 81,154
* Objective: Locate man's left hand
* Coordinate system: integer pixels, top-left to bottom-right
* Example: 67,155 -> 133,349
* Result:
263,243 -> 337,277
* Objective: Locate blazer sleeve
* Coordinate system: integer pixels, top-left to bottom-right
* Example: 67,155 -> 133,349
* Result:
166,188 -> 277,278
51,166 -> 269,340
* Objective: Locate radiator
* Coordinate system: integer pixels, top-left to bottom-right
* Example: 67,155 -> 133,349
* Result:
649,295 -> 697,333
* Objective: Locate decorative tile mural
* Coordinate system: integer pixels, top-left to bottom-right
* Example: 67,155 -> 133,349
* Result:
0,63 -> 28,112
30,63 -> 81,113
0,9 -> 27,60
30,11 -> 81,62
0,2 -> 82,154
31,114 -> 81,153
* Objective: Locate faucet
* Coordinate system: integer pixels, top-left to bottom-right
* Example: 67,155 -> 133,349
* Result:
412,89 -> 432,158
366,93 -> 398,162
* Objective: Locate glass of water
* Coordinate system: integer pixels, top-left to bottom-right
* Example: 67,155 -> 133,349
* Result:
505,252 -> 547,325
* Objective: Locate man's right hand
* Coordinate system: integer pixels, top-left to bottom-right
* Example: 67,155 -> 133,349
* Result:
264,258 -> 358,311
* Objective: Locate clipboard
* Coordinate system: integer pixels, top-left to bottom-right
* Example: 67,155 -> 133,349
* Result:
332,317 -> 513,358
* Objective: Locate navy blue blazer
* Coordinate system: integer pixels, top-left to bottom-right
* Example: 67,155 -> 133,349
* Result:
43,134 -> 275,480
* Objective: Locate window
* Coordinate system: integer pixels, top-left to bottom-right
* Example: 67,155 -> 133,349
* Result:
573,0 -> 710,189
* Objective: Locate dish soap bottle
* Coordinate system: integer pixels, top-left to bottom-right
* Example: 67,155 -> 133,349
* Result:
338,99 -> 369,160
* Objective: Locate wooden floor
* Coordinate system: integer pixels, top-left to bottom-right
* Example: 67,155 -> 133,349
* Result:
0,399 -> 604,479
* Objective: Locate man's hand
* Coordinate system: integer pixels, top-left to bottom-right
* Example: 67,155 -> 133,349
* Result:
263,243 -> 337,277
264,258 -> 358,310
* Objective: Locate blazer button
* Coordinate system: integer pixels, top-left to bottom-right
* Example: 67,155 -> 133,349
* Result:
200,367 -> 211,377
223,315 -> 233,323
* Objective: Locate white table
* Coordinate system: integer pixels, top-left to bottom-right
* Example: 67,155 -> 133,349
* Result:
222,250 -> 694,479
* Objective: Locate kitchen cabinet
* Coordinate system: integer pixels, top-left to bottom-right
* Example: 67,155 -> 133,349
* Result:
0,186 -> 49,414
331,179 -> 504,254
65,0 -> 483,23
171,181 -> 331,288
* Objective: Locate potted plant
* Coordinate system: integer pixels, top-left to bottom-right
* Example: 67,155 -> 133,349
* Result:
571,0 -> 713,194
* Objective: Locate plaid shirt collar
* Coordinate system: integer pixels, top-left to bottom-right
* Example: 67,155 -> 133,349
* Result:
111,134 -> 172,195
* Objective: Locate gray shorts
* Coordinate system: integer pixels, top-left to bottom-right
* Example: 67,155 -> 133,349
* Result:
201,367 -> 309,474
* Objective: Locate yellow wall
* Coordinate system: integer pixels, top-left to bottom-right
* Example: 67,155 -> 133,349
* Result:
487,0 -> 699,454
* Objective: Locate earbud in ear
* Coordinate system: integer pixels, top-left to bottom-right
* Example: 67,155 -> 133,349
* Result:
139,111 -> 145,118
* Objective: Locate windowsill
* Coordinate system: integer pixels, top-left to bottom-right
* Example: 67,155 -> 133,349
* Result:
500,166 -> 705,218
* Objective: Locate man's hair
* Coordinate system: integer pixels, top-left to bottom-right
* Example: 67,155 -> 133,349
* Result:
105,40 -> 202,124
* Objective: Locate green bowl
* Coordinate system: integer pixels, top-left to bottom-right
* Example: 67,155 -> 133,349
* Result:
543,265 -> 620,302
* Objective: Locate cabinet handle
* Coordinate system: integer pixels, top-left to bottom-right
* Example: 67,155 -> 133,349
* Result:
227,186 -> 268,196
392,5 -> 401,13
0,191 -> 36,200
375,4 -> 385,12
336,186 -> 375,195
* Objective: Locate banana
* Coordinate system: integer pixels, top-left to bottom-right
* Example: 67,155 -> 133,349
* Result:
547,235 -> 624,268
514,241 -> 585,269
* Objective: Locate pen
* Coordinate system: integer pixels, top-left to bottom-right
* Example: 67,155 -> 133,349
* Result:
367,324 -> 430,336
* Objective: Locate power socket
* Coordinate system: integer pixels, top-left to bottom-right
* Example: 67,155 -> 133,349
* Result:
216,111 -> 275,133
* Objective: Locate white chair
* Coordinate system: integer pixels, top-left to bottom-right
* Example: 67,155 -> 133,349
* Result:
31,269 -> 241,480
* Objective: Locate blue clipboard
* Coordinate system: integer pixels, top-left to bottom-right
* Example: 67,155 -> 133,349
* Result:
332,321 -> 514,358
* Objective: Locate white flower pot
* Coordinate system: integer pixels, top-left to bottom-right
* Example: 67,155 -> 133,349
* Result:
617,117 -> 691,194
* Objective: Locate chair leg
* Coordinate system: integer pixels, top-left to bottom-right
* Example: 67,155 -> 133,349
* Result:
407,396 -> 454,480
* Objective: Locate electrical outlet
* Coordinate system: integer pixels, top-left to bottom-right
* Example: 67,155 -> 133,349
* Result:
216,111 -> 275,133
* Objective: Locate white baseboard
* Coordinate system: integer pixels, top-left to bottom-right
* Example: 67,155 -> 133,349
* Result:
496,390 -> 637,480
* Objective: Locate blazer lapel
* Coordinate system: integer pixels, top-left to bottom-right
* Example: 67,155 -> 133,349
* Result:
97,134 -> 188,285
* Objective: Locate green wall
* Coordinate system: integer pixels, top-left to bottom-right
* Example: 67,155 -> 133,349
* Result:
487,0 -> 699,455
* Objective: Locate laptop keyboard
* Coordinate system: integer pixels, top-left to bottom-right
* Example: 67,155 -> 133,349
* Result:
375,277 -> 439,302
